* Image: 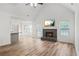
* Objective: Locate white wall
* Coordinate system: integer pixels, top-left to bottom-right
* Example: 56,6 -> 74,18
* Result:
0,11 -> 11,46
34,3 -> 75,44
75,9 -> 79,56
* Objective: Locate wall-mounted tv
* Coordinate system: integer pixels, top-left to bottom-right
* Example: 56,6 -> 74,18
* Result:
44,20 -> 55,27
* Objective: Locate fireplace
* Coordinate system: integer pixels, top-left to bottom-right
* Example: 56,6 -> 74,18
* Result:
46,32 -> 53,37
41,29 -> 57,42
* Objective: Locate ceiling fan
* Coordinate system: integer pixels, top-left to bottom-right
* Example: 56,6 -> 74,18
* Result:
25,3 -> 44,8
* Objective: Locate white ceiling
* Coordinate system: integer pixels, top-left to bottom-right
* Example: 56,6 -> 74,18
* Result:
61,3 -> 79,12
0,3 -> 46,20
0,3 -> 78,20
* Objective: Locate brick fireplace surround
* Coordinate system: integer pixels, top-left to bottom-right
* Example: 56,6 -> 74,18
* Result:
41,29 -> 57,42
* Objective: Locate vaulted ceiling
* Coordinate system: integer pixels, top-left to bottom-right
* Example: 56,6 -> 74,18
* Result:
0,3 -> 46,20
0,3 -> 78,20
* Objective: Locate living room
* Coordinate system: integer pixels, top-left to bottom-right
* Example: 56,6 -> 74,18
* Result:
0,3 -> 78,56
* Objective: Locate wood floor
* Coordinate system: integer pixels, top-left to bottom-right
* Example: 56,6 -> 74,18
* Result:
0,37 -> 76,56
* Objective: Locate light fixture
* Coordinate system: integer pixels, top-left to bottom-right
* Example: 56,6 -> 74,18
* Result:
25,3 -> 43,8
34,3 -> 37,6
30,3 -> 33,6
30,3 -> 37,7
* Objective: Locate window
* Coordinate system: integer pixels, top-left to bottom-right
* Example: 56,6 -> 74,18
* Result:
60,20 -> 70,36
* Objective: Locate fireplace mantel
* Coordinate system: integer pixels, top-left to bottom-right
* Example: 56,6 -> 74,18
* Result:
43,27 -> 57,29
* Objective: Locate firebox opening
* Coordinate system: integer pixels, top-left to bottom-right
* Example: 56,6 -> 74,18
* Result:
46,32 -> 53,37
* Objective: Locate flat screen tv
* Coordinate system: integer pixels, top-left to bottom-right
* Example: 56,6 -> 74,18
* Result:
44,20 -> 55,27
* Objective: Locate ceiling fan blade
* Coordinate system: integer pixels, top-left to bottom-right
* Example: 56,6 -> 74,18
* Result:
38,3 -> 43,5
25,3 -> 30,5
